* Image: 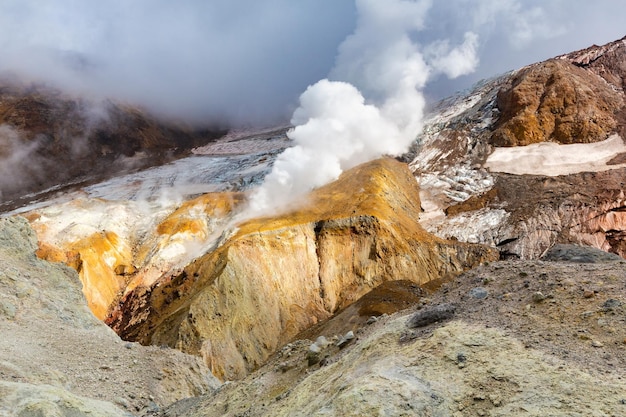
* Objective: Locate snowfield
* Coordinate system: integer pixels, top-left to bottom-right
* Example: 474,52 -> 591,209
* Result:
485,134 -> 626,176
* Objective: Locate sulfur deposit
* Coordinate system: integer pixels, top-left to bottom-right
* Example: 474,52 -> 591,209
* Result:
107,158 -> 497,380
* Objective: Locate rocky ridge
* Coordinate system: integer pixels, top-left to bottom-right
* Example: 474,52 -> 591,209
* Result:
157,246 -> 626,417
410,36 -> 626,260
0,80 -> 225,211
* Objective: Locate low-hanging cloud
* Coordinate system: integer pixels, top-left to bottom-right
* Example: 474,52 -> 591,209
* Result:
0,125 -> 45,201
1,1 -> 625,127
0,0 -> 356,126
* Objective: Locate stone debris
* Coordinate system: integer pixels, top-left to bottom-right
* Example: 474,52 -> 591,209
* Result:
314,336 -> 329,348
468,287 -> 488,299
336,331 -> 355,349
542,244 -> 624,263
602,299 -> 622,310
532,292 -> 546,303
407,303 -> 456,328
306,330 -> 357,366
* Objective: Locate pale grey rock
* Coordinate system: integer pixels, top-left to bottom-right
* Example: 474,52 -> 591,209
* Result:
542,244 -> 624,263
0,216 -> 219,415
0,381 -> 133,417
469,287 -> 488,299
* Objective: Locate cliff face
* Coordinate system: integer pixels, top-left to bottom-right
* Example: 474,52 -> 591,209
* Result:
106,158 -> 497,380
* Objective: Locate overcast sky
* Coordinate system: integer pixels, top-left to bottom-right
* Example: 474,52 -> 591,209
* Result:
0,0 -> 624,126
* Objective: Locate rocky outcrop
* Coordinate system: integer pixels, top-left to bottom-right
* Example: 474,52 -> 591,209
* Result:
0,216 -> 219,415
565,36 -> 626,139
0,80 -> 224,210
431,169 -> 626,259
563,36 -> 626,95
410,36 -> 626,260
491,59 -> 623,146
106,158 -> 497,380
28,192 -> 243,319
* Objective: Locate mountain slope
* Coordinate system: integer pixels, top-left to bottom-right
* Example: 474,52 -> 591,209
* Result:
0,80 -> 225,211
159,253 -> 626,417
410,35 -> 626,259
0,216 -> 219,415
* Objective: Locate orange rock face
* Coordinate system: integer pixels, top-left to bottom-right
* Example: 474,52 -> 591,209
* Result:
491,60 -> 623,146
68,231 -> 134,320
106,159 -> 497,380
30,192 -> 244,320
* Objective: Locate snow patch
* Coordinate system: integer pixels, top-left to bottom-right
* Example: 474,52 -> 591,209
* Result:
485,134 -> 626,176
425,208 -> 509,245
424,92 -> 483,127
417,167 -> 495,223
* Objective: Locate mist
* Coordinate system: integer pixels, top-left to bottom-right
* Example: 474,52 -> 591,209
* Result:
0,125 -> 45,201
1,1 -> 624,126
0,0 -> 356,126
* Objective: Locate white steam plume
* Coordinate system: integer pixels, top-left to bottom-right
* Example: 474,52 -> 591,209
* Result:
249,0 -> 479,215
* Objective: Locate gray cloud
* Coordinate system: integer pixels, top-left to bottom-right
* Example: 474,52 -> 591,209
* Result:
0,0 -> 356,126
0,0 -> 624,126
423,0 -> 626,99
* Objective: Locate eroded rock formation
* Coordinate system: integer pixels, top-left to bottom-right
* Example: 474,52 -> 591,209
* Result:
491,59 -> 622,146
29,192 -> 243,319
158,258 -> 626,417
106,158 -> 497,380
